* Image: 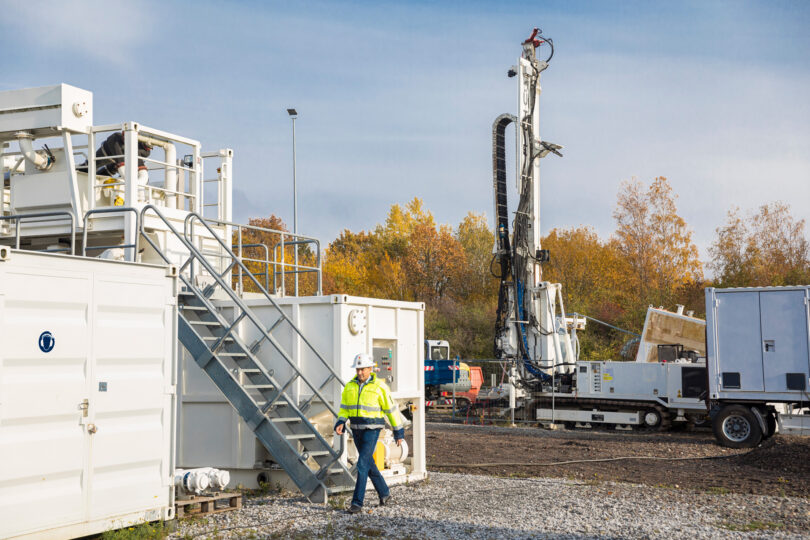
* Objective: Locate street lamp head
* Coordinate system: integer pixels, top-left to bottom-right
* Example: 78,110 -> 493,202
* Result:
287,108 -> 298,117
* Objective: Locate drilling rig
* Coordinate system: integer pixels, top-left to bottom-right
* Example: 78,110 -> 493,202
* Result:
490,30 -> 708,429
492,28 -> 577,387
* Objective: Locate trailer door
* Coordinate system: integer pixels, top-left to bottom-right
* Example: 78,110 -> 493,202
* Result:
715,290 -> 764,392
759,289 -> 810,393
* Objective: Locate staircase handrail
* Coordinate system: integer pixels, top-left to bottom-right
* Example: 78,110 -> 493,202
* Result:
138,205 -> 345,420
182,212 -> 342,385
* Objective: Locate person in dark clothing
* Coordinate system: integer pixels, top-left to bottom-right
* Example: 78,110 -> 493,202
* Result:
78,132 -> 152,177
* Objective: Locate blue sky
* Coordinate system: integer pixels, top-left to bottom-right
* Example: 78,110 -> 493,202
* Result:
3,1 -> 809,265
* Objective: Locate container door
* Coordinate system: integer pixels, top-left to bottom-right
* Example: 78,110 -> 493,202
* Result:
759,290 -> 810,393
87,274 -> 173,521
715,291 -> 763,392
0,267 -> 92,538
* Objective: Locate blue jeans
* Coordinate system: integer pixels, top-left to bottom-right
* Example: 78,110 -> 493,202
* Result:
351,428 -> 389,507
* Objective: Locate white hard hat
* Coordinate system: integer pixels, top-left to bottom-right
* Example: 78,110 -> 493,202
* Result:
351,353 -> 374,369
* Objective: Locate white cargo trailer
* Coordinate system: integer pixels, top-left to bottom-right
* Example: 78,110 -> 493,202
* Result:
0,249 -> 178,540
706,286 -> 810,447
178,294 -> 427,489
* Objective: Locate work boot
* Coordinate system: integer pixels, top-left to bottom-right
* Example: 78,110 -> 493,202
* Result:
348,504 -> 362,514
379,494 -> 392,506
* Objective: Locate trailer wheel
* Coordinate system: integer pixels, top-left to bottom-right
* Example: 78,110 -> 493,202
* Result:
712,405 -> 763,448
763,410 -> 777,440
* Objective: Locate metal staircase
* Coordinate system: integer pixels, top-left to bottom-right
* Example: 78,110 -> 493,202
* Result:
139,205 -> 355,504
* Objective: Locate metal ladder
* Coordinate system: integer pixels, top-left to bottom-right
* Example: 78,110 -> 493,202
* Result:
138,204 -> 355,504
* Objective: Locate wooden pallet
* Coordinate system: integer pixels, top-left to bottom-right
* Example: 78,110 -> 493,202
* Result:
175,491 -> 242,518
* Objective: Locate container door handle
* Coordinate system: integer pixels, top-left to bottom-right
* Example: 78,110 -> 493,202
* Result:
79,398 -> 89,418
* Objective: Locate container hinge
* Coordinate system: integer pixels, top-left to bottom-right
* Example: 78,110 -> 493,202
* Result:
0,246 -> 9,261
164,385 -> 176,395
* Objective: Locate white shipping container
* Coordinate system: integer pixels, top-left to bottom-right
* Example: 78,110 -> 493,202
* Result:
178,294 -> 426,488
0,250 -> 178,540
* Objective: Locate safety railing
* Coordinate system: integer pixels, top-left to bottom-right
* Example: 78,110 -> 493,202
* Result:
183,212 -> 342,409
237,243 -> 271,290
271,239 -> 322,297
186,217 -> 322,297
138,204 -> 346,474
0,211 -> 76,254
86,123 -> 201,215
82,207 -> 140,261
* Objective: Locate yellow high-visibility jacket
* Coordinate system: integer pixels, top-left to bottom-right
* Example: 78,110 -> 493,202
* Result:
335,373 -> 404,440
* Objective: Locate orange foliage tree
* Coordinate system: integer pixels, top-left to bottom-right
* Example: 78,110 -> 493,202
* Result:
613,176 -> 703,326
322,198 -> 495,358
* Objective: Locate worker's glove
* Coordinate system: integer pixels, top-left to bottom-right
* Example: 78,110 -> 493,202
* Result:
137,167 -> 149,186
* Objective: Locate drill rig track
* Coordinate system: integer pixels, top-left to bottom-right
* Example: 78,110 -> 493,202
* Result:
531,395 -> 674,431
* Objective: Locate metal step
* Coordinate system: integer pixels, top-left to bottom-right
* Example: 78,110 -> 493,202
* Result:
188,320 -> 222,326
286,434 -> 316,440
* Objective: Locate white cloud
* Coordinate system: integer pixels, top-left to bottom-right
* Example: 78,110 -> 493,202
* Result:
3,0 -> 151,65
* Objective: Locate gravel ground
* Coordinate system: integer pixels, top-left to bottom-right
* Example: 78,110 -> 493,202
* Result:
172,472 -> 810,539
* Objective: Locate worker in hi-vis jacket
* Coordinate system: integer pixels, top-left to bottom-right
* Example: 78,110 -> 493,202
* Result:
334,353 -> 404,514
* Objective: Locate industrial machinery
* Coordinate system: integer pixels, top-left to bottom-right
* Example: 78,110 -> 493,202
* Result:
490,30 -> 708,429
0,84 -> 426,538
423,340 -> 483,408
706,286 -> 810,447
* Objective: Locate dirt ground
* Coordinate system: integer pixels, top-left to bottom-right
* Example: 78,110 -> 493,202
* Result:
424,422 -> 810,497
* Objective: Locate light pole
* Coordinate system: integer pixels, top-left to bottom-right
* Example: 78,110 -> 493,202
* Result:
287,108 -> 298,295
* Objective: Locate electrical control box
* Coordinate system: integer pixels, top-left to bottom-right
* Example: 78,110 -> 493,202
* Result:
374,345 -> 397,391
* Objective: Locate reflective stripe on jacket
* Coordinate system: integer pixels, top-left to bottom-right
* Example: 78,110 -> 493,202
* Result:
335,373 -> 404,440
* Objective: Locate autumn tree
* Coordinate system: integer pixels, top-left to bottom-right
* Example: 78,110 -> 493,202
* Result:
455,212 -> 498,301
405,223 -> 464,304
321,199 -> 497,358
541,227 -> 630,319
709,202 -> 810,287
613,176 -> 703,326
322,230 -> 380,297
